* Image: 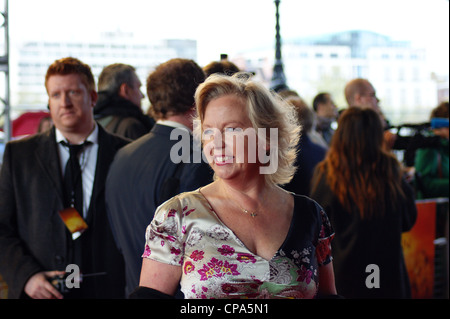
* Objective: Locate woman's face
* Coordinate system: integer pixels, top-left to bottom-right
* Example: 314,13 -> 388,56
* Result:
202,94 -> 262,182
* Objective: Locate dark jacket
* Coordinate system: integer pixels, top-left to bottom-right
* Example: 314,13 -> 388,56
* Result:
94,92 -> 154,140
105,124 -> 213,296
310,170 -> 417,299
414,137 -> 449,199
0,125 -> 130,298
283,133 -> 327,196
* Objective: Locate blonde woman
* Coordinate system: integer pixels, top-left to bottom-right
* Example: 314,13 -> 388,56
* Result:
134,74 -> 337,299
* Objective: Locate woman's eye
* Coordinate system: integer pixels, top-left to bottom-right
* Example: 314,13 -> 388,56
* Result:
203,128 -> 212,135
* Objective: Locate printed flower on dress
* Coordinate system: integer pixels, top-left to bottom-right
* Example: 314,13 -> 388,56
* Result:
182,206 -> 196,217
221,283 -> 238,295
170,247 -> 181,255
296,265 -> 313,284
198,257 -> 240,281
237,253 -> 256,264
190,250 -> 205,261
218,245 -> 235,256
166,235 -> 176,242
206,225 -> 230,241
269,259 -> 292,285
184,261 -> 195,275
168,209 -> 177,217
142,245 -> 151,257
293,248 -> 312,264
186,229 -> 203,247
316,235 -> 333,265
156,219 -> 177,235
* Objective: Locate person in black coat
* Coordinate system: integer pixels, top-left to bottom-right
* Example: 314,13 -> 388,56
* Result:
106,58 -> 213,297
94,63 -> 154,140
310,107 -> 417,298
0,57 -> 129,299
282,96 -> 327,196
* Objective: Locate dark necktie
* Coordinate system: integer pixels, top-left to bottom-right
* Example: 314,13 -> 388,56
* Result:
61,141 -> 91,216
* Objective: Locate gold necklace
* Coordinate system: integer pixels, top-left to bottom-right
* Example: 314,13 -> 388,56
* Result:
224,186 -> 259,218
236,203 -> 258,218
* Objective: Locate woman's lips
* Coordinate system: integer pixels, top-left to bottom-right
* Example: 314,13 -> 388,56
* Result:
214,155 -> 234,165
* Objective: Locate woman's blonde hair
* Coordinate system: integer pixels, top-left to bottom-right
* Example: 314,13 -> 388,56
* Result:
194,73 -> 300,186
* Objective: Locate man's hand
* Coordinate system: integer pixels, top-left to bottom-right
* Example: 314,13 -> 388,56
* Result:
24,270 -> 65,299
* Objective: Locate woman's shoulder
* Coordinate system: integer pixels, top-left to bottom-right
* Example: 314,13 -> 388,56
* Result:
161,188 -> 205,205
291,193 -> 333,235
154,188 -> 209,219
291,193 -> 323,212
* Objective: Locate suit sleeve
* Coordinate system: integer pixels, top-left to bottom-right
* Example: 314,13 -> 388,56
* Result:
179,161 -> 213,193
0,142 -> 44,298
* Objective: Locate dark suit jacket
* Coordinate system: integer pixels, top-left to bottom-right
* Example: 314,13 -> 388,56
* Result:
283,133 -> 327,196
105,124 -> 213,296
0,125 -> 129,299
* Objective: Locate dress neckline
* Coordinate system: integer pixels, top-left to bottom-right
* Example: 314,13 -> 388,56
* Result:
195,188 -> 297,262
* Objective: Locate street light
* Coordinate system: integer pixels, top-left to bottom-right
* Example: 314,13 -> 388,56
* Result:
270,0 -> 288,92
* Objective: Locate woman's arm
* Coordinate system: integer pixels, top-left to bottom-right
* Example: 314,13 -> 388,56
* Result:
318,261 -> 337,296
138,258 -> 182,296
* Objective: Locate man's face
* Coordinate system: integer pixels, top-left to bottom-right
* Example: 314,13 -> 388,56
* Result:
47,73 -> 96,135
127,72 -> 144,108
359,83 -> 381,112
318,94 -> 338,119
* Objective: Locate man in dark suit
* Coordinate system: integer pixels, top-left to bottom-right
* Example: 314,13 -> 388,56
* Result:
106,58 -> 213,297
0,57 -> 129,299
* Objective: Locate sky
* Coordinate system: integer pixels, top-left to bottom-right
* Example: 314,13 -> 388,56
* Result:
5,0 -> 450,74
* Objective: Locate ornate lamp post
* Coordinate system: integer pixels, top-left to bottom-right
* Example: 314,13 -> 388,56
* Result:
270,0 -> 288,92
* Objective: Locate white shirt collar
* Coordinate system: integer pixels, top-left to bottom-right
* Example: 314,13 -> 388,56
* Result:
55,123 -> 99,145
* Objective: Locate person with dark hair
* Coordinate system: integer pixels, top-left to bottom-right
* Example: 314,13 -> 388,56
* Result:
105,58 -> 213,296
414,101 -> 449,199
312,92 -> 338,145
94,63 -> 154,139
310,107 -> 417,298
344,78 -> 401,150
203,60 -> 240,77
0,57 -> 129,299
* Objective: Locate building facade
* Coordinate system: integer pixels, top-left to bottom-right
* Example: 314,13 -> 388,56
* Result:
237,30 -> 443,124
11,31 -> 197,112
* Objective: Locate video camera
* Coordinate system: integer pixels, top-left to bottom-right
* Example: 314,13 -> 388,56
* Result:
389,122 -> 441,167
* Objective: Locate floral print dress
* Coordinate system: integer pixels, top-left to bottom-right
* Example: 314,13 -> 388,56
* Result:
142,189 -> 334,299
